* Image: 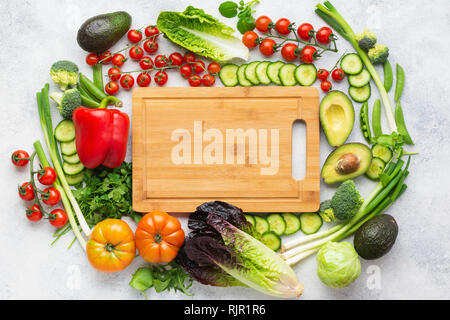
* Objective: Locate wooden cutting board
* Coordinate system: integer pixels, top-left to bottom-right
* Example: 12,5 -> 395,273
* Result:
132,87 -> 320,213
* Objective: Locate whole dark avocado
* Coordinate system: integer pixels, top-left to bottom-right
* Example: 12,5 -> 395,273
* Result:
354,214 -> 398,260
77,11 -> 131,53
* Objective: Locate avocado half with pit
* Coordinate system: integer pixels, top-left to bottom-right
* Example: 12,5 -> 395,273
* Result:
320,90 -> 355,147
321,143 -> 372,184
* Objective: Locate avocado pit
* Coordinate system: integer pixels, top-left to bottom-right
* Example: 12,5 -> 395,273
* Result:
336,153 -> 360,174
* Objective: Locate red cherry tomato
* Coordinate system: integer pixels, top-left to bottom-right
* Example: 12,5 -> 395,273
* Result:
145,25 -> 159,38
99,51 -> 112,63
154,71 -> 168,86
129,46 -> 144,60
188,74 -> 202,87
143,40 -> 159,54
259,38 -> 276,56
275,18 -> 291,35
137,73 -> 151,87
26,204 -> 42,222
42,187 -> 61,206
297,23 -> 314,41
120,74 -> 135,89
331,68 -> 345,81
255,16 -> 273,33
202,74 -> 215,87
18,182 -> 34,201
316,27 -> 333,44
154,55 -> 169,68
139,56 -> 154,70
321,80 -> 332,92
105,81 -> 119,95
49,209 -> 68,228
207,62 -> 221,75
299,45 -> 317,63
179,64 -> 192,79
242,31 -> 259,48
37,167 -> 57,186
183,52 -> 196,63
281,43 -> 298,61
108,67 -> 121,81
169,52 -> 183,67
317,69 -> 329,81
127,29 -> 143,43
112,53 -> 127,67
193,61 -> 206,74
11,150 -> 30,167
86,53 -> 99,66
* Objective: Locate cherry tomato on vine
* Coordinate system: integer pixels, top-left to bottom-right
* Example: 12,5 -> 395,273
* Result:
105,81 -> 119,95
18,182 -> 34,201
321,80 -> 332,92
275,18 -> 291,35
86,53 -> 99,66
193,61 -> 206,74
143,39 -> 159,54
37,167 -> 57,186
154,71 -> 168,86
299,45 -> 317,63
127,29 -> 143,43
242,31 -> 259,48
297,23 -> 314,41
169,52 -> 183,67
120,74 -> 135,89
137,72 -> 151,87
316,26 -> 333,44
99,51 -> 112,63
331,68 -> 345,81
129,46 -> 144,60
207,62 -> 221,75
259,38 -> 276,56
317,69 -> 329,81
281,43 -> 298,61
179,64 -> 192,79
202,74 -> 215,87
26,204 -> 42,222
42,187 -> 61,206
188,74 -> 202,87
154,55 -> 169,68
11,150 -> 29,167
49,209 -> 68,228
183,52 -> 196,63
112,53 -> 127,67
145,25 -> 159,38
139,56 -> 154,70
255,16 -> 273,33
108,67 -> 121,81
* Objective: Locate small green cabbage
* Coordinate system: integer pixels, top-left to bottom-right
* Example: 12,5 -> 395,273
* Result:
316,241 -> 361,288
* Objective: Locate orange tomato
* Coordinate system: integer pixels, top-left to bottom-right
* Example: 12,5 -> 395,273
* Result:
86,219 -> 136,273
135,211 -> 185,263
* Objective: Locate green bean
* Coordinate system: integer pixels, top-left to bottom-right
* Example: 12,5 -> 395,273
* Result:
394,64 -> 405,101
395,101 -> 414,145
359,102 -> 373,144
383,60 -> 393,92
372,99 -> 383,138
93,63 -> 104,91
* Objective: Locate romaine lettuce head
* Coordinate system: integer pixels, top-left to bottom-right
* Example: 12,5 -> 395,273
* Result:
316,241 -> 361,288
157,6 -> 249,62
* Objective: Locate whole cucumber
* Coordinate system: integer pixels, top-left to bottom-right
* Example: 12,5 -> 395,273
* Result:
77,11 -> 131,53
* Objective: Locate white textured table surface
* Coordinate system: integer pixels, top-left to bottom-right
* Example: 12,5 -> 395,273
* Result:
1,0 -> 449,300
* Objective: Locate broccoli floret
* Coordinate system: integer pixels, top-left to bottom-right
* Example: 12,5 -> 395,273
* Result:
368,44 -> 389,65
330,180 -> 364,221
355,29 -> 377,51
49,88 -> 81,120
318,200 -> 336,223
50,60 -> 79,91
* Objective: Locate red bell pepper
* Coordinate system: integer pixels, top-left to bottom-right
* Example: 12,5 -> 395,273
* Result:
73,100 -> 129,169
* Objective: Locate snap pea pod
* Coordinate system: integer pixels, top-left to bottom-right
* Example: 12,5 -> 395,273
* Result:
79,73 -> 122,108
372,99 -> 383,138
383,60 -> 393,93
93,63 -> 104,92
395,101 -> 414,145
394,64 -> 405,101
359,102 -> 374,144
80,93 -> 100,108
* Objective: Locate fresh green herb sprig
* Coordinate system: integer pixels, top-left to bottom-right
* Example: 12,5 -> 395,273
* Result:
219,0 -> 260,34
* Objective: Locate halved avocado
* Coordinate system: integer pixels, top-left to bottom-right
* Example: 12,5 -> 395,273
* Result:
320,91 -> 355,147
321,143 -> 372,184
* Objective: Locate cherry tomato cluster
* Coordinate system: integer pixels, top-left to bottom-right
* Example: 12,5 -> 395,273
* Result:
317,54 -> 346,92
13,150 -> 67,228
242,16 -> 337,64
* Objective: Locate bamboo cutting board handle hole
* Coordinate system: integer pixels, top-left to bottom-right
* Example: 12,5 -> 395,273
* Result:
292,120 -> 306,181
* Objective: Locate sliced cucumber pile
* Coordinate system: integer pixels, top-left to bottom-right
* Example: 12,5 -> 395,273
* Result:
255,61 -> 271,85
237,64 -> 253,87
254,216 -> 270,234
266,213 -> 287,236
281,212 -> 301,235
244,61 -> 261,85
366,157 -> 386,180
267,61 -> 284,85
371,144 -> 393,163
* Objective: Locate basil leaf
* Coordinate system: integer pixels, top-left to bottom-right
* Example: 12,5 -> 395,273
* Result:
219,1 -> 238,18
237,16 -> 256,34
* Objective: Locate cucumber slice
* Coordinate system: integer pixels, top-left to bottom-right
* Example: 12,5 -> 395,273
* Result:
63,161 -> 85,176
237,64 -> 253,87
60,140 -> 77,156
254,216 -> 270,234
267,61 -> 284,85
366,157 -> 386,180
295,64 -> 317,86
348,69 -> 371,88
55,120 -> 76,142
266,213 -> 287,236
66,171 -> 85,185
281,213 -> 301,235
349,83 -> 371,102
244,61 -> 261,85
244,214 -> 256,227
219,64 -> 239,87
255,61 -> 271,85
341,53 -> 363,75
62,153 -> 80,164
279,64 -> 297,86
300,212 -> 323,235
261,232 -> 281,251
371,144 -> 393,163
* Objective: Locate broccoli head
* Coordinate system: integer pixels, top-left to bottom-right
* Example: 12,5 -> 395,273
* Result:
318,200 -> 336,223
368,44 -> 389,65
49,88 -> 81,120
355,29 -> 377,51
50,60 -> 79,91
330,180 -> 364,221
